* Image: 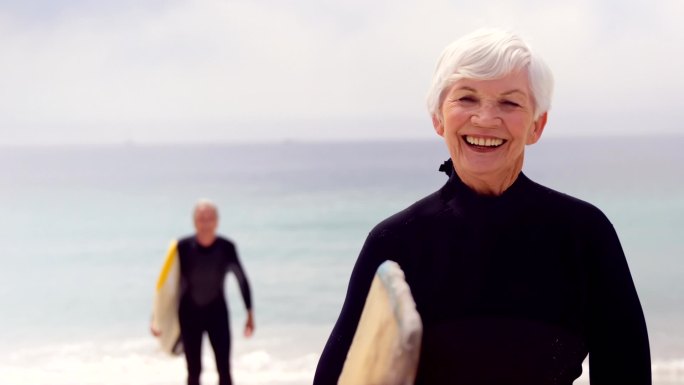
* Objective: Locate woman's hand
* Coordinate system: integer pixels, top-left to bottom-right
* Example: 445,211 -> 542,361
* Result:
244,310 -> 255,338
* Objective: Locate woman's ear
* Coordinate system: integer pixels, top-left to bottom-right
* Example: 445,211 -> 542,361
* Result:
527,112 -> 548,145
432,114 -> 445,137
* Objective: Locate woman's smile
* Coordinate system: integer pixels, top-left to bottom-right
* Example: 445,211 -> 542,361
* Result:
462,135 -> 508,152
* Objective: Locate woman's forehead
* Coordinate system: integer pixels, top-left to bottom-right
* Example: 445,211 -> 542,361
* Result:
451,72 -> 531,97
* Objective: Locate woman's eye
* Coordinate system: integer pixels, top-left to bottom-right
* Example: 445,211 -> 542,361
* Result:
501,100 -> 520,107
458,96 -> 477,103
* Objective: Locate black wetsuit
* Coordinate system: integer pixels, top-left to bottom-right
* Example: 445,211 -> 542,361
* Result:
314,160 -> 651,385
177,236 -> 252,385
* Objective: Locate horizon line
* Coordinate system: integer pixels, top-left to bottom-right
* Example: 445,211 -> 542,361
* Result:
1,133 -> 682,149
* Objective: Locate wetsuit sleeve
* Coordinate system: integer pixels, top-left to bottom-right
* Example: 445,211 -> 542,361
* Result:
313,228 -> 395,385
228,244 -> 253,311
587,214 -> 651,384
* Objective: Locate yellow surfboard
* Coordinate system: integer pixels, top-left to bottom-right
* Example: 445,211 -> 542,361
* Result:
151,240 -> 183,355
338,260 -> 423,385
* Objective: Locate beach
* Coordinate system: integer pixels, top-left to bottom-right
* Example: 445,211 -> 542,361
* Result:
0,138 -> 682,384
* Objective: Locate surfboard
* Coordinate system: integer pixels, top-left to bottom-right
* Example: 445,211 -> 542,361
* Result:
151,240 -> 184,356
338,260 -> 423,385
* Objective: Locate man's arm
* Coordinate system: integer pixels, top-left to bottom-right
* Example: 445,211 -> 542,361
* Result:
229,243 -> 255,337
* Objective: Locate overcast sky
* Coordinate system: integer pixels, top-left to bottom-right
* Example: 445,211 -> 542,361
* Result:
1,0 -> 682,145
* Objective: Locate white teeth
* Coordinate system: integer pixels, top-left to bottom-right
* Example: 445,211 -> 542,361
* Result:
465,136 -> 504,147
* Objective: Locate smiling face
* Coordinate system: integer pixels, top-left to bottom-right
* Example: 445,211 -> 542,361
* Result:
432,70 -> 548,194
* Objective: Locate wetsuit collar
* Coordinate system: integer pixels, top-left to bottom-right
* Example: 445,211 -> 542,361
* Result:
194,235 -> 219,251
438,158 -> 530,204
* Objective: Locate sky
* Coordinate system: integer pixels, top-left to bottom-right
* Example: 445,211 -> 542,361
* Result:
1,0 -> 682,145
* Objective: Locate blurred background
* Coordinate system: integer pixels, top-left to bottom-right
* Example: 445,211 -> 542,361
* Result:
1,0 -> 683,384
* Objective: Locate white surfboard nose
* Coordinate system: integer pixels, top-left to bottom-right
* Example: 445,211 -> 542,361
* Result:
338,260 -> 423,385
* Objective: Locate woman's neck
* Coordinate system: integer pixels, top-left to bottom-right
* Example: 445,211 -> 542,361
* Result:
454,157 -> 523,196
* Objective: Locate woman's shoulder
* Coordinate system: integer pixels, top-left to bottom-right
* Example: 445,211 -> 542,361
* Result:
525,177 -> 612,227
368,189 -> 448,240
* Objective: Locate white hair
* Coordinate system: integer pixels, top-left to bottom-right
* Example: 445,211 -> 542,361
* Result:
193,198 -> 218,217
426,28 -> 554,121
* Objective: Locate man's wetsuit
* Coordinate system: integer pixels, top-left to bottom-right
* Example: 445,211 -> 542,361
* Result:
177,236 -> 252,385
314,160 -> 651,385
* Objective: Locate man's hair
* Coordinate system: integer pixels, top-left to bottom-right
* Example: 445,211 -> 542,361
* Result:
193,198 -> 218,217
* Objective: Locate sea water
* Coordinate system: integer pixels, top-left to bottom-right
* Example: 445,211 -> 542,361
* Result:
0,138 -> 682,384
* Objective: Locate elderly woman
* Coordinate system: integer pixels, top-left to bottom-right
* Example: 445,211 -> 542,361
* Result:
314,29 -> 651,384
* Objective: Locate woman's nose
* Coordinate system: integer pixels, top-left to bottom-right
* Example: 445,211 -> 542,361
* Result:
471,102 -> 501,127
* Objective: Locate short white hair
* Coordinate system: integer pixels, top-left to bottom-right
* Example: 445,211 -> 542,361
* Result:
426,28 -> 554,121
193,198 -> 218,217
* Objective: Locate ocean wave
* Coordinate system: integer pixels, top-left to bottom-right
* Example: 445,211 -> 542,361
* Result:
2,338 -> 683,385
0,338 -> 318,385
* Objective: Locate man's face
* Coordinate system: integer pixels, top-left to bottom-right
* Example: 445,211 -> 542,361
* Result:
194,207 -> 218,238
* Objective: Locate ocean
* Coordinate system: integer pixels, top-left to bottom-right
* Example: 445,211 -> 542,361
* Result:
0,137 -> 682,384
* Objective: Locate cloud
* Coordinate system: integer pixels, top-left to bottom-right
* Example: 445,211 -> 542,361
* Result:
0,0 -> 682,144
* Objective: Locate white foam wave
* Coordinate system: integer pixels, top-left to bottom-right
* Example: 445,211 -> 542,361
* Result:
0,339 -> 318,385
652,359 -> 684,383
2,339 -> 683,385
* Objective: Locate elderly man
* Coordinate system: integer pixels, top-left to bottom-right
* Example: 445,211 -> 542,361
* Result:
171,199 -> 254,385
